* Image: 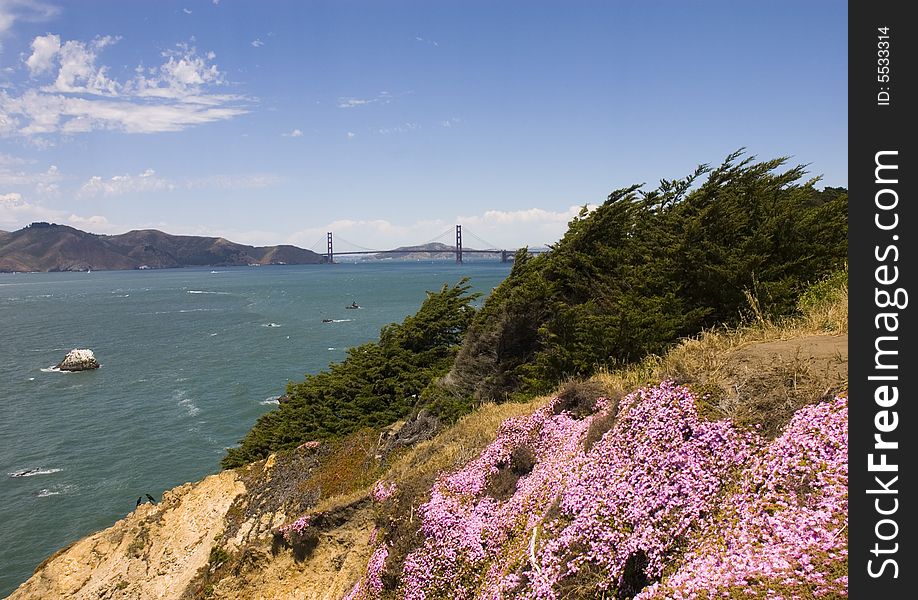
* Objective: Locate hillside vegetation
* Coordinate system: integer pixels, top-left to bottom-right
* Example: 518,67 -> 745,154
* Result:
225,151 -> 847,465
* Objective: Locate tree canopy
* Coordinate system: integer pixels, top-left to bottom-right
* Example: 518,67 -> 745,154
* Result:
438,151 -> 847,403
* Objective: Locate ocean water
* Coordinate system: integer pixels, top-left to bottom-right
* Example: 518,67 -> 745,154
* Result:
0,262 -> 510,596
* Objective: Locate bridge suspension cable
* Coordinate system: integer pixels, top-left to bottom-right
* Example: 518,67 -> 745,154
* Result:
332,234 -> 380,253
307,236 -> 327,253
419,227 -> 457,246
463,229 -> 502,251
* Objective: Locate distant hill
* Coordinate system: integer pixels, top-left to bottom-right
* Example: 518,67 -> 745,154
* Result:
370,242 -> 489,261
0,222 -> 326,272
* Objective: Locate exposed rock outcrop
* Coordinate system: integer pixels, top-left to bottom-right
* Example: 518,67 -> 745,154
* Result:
7,471 -> 246,600
56,349 -> 100,371
380,409 -> 439,455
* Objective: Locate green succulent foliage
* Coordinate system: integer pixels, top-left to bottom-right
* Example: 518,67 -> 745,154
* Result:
222,280 -> 480,468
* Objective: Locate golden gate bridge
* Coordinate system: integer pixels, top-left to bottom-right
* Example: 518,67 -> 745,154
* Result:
310,225 -> 542,264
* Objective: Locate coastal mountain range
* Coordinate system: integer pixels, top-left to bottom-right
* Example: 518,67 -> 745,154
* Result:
0,222 -> 326,272
0,223 -> 509,272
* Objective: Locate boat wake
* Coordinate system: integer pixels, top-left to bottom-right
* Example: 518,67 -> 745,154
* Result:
9,467 -> 62,478
36,484 -> 77,498
259,395 -> 281,405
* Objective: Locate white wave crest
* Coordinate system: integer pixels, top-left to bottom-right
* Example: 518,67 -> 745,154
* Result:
175,391 -> 201,417
36,484 -> 76,497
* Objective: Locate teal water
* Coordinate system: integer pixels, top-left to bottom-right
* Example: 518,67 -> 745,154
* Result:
0,262 -> 510,596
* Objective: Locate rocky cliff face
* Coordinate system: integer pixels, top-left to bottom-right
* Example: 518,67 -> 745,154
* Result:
8,471 -> 244,600
6,458 -> 375,600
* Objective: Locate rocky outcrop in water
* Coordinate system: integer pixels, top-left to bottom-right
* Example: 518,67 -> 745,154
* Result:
56,349 -> 101,371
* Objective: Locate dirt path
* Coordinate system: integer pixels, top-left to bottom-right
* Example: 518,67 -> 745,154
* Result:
700,333 -> 847,436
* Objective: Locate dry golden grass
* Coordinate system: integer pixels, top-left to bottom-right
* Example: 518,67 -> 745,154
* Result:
593,275 -> 848,436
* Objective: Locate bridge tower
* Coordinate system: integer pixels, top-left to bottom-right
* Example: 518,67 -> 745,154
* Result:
455,225 -> 463,264
326,232 -> 334,264
501,249 -> 509,263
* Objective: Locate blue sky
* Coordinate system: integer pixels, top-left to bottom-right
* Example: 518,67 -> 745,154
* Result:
0,0 -> 847,250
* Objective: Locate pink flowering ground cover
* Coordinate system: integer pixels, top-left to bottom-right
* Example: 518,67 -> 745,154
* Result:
338,383 -> 849,599
637,396 -> 848,599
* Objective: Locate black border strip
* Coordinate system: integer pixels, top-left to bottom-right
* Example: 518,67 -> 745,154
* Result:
850,1 -> 916,596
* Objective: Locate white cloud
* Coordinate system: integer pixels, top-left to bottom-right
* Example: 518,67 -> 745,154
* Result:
67,213 -> 109,227
0,0 -> 58,39
337,97 -> 369,109
185,173 -> 281,190
461,207 -> 583,226
183,8 -> 192,15
50,36 -> 120,95
0,161 -> 61,189
346,131 -> 355,139
76,170 -> 280,198
25,33 -> 60,75
288,218 -> 446,251
130,42 -> 225,100
377,122 -> 419,135
0,190 -> 62,225
77,168 -> 174,198
0,152 -> 28,165
440,117 -> 460,128
336,91 -> 408,109
414,36 -> 439,47
282,128 -> 302,137
3,37 -> 248,138
251,39 -> 264,48
456,205 -> 598,247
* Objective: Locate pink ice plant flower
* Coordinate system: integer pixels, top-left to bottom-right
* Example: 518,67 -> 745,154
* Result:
278,515 -> 311,543
373,480 -> 397,503
342,383 -> 848,599
521,382 -> 755,598
344,544 -> 389,600
637,395 -> 848,598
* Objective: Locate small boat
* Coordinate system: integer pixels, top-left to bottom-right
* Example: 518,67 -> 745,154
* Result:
345,301 -> 360,309
322,318 -> 333,323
